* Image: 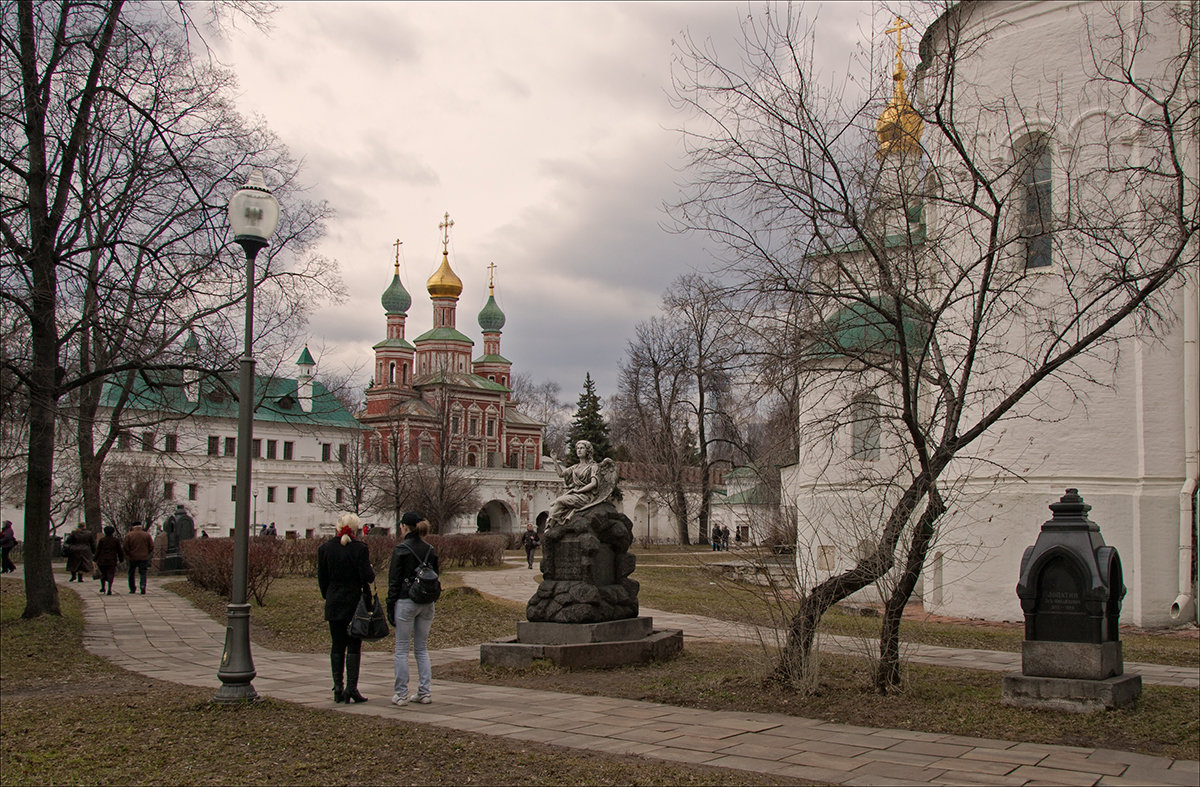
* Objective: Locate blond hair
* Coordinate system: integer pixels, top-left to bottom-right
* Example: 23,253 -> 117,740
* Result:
337,512 -> 361,545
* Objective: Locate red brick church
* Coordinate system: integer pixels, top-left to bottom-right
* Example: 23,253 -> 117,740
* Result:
359,213 -> 544,470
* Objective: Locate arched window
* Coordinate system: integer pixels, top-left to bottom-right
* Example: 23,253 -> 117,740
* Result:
402,362 -> 408,386
1019,133 -> 1053,269
389,362 -> 396,385
850,393 -> 881,461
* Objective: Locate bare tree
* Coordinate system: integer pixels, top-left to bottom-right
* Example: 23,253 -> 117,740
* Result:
320,431 -> 378,519
615,316 -> 697,543
672,1 -> 1198,691
2,1 -> 342,617
509,372 -> 569,457
97,457 -> 170,534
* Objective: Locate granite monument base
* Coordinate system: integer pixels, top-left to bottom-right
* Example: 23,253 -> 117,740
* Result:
1022,640 -> 1123,681
1001,672 -> 1142,713
480,616 -> 683,669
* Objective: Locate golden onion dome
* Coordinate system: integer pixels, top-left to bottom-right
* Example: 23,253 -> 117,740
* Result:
426,251 -> 463,299
877,17 -> 923,158
877,66 -> 923,157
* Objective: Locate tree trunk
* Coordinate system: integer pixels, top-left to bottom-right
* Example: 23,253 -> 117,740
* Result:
773,469 -> 937,684
875,487 -> 945,694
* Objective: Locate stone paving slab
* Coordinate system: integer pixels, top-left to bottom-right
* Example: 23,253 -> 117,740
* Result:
60,567 -> 1200,786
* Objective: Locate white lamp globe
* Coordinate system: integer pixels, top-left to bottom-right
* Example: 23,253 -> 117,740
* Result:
228,170 -> 280,243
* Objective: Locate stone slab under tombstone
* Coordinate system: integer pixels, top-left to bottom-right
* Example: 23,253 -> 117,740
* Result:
480,502 -> 683,669
1001,489 -> 1141,713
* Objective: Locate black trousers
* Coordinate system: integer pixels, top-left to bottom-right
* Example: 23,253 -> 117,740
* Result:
128,559 -> 150,591
328,620 -> 363,657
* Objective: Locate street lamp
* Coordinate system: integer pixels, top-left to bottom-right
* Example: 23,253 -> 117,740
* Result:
215,170 -> 279,702
253,490 -> 259,533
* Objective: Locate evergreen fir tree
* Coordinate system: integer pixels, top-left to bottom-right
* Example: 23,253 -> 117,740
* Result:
566,372 -> 613,462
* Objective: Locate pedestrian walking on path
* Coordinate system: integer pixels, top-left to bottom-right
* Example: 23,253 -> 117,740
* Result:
521,524 -> 540,569
387,511 -> 439,707
123,522 -> 154,594
318,512 -> 374,704
64,523 -> 94,583
0,520 -> 17,573
93,526 -> 124,595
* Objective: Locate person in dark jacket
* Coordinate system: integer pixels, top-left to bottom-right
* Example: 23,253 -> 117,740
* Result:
64,523 -> 95,582
387,511 -> 439,707
0,520 -> 17,574
317,512 -> 375,704
521,524 -> 540,569
94,526 -> 124,595
123,522 -> 155,594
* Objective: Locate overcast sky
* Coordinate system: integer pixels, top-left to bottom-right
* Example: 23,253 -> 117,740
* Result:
214,2 -> 876,401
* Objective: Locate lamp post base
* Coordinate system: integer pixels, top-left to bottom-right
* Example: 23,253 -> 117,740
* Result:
214,602 -> 258,702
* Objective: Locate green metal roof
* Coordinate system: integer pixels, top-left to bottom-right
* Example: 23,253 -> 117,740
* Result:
296,346 -> 315,366
372,337 -> 415,350
473,353 -> 511,365
413,326 -> 473,344
99,370 -> 365,429
412,370 -> 510,393
806,297 -> 930,360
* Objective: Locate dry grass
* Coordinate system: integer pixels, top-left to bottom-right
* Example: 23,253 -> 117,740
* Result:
0,577 -> 807,787
440,642 -> 1200,762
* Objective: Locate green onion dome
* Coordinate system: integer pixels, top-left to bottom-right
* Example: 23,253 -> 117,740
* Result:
381,267 -> 412,315
477,292 -> 506,332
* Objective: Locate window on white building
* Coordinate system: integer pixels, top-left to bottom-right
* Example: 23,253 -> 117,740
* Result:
1020,133 -> 1053,269
850,394 -> 881,461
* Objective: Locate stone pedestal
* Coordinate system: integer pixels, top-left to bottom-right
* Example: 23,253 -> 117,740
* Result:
1001,672 -> 1142,713
481,617 -> 683,669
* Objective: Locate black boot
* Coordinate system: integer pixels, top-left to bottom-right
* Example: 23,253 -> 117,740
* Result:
331,652 -> 345,703
343,653 -> 367,703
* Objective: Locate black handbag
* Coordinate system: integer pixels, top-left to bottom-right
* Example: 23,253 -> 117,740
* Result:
347,586 -> 390,641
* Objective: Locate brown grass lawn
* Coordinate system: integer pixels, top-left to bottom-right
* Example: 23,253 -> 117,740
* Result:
0,577 -> 806,787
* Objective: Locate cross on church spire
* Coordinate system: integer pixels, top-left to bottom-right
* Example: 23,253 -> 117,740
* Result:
439,212 -> 455,253
884,16 -> 912,74
393,238 -> 402,273
487,261 -> 497,294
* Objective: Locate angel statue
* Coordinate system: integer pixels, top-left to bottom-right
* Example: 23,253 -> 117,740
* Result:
546,440 -> 617,527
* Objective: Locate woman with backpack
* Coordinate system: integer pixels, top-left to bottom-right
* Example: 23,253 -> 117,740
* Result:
317,512 -> 375,704
386,511 -> 439,707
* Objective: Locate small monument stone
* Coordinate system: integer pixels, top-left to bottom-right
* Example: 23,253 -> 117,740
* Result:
1001,489 -> 1142,712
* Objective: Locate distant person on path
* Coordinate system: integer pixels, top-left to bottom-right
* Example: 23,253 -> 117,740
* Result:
387,511 -> 439,707
721,525 -> 731,551
317,513 -> 374,704
711,524 -> 721,551
93,526 -> 124,595
64,523 -> 95,582
0,520 -> 17,573
123,522 -> 154,594
521,524 -> 540,569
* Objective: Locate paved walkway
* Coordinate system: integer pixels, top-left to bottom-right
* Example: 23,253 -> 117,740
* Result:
76,566 -> 1198,786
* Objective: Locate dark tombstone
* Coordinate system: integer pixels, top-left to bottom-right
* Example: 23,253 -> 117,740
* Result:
1002,489 -> 1141,712
157,505 -> 194,573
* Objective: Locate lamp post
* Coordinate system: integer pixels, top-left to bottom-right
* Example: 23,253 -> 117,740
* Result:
253,490 -> 259,533
215,170 -> 279,702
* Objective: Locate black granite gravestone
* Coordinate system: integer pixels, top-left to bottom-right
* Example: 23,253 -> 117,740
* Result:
1003,489 -> 1141,711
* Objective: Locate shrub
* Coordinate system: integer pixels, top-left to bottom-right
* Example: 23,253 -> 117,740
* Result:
180,536 -> 280,606
435,534 -> 506,567
277,538 -> 321,577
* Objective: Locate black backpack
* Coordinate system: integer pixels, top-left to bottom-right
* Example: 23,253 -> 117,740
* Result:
400,542 -> 441,604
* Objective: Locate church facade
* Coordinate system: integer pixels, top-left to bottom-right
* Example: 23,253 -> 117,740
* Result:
356,216 -> 562,535
780,1 -> 1197,628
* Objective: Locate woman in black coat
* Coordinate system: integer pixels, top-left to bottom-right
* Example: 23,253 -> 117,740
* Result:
317,513 -> 375,703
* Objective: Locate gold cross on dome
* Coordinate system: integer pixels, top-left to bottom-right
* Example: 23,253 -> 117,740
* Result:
392,238 -> 402,271
487,261 -> 497,292
884,16 -> 912,70
439,212 -> 455,253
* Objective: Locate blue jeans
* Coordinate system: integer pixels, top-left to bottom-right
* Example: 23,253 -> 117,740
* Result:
393,598 -> 434,699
